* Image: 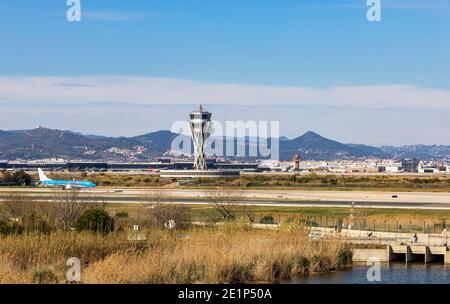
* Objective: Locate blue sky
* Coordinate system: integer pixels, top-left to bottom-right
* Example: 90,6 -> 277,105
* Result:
0,0 -> 449,145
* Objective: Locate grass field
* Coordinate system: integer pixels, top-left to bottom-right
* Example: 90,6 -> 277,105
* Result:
25,172 -> 450,192
104,203 -> 450,234
105,203 -> 450,220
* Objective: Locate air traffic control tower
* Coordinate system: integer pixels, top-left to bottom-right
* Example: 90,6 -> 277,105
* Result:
159,105 -> 242,178
189,105 -> 212,170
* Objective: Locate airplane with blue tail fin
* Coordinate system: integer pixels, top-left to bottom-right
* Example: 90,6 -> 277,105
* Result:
38,168 -> 96,190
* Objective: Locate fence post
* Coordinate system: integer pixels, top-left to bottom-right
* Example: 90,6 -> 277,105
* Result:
396,221 -> 399,244
445,220 -> 448,246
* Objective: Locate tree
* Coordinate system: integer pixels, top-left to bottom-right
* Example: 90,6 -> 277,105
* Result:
146,204 -> 190,229
0,170 -> 32,186
240,204 -> 255,223
0,194 -> 54,234
1,194 -> 30,220
206,189 -> 242,221
53,190 -> 89,230
141,190 -> 190,229
75,209 -> 114,233
13,171 -> 32,186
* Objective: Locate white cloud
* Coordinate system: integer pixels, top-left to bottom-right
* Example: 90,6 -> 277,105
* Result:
0,75 -> 449,110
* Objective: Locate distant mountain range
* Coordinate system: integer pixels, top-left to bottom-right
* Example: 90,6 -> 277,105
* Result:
0,127 -> 177,161
0,127 -> 448,161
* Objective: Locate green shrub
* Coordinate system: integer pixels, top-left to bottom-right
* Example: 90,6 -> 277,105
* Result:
32,270 -> 58,284
337,246 -> 353,269
75,209 -> 114,234
0,220 -> 23,235
1,170 -> 32,186
35,219 -> 54,235
293,257 -> 310,276
260,215 -> 275,225
297,256 -> 310,269
23,211 -> 54,235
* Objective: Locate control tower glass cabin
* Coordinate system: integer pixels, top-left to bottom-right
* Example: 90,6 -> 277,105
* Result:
189,105 -> 212,170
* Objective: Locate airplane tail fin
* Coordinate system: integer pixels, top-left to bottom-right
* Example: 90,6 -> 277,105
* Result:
38,168 -> 51,182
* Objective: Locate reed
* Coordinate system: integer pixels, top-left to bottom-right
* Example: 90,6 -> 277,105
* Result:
0,225 -> 351,284
83,225 -> 351,284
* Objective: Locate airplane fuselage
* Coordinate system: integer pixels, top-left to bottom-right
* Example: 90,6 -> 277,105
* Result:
41,180 -> 96,189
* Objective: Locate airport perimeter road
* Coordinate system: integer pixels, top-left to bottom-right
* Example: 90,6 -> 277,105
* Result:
0,188 -> 449,209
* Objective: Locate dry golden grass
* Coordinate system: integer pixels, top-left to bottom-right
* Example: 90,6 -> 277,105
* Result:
0,231 -> 150,284
0,224 -> 351,284
83,224 -> 350,284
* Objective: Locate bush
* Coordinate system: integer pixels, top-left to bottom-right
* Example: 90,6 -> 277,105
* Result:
32,270 -> 58,284
260,215 -> 275,225
297,256 -> 311,271
75,209 -> 114,234
1,170 -> 32,186
295,256 -> 310,275
337,247 -> 353,269
23,211 -> 54,235
16,171 -> 32,186
0,220 -> 23,236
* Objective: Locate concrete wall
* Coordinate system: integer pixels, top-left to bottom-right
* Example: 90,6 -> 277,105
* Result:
352,249 -> 389,262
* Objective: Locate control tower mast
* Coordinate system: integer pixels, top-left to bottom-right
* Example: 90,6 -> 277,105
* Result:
189,105 -> 212,170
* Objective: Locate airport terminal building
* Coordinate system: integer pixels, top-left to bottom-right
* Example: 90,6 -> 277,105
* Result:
0,159 -> 261,174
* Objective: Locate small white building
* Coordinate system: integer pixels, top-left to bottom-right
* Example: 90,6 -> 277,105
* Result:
385,166 -> 402,173
418,161 -> 440,173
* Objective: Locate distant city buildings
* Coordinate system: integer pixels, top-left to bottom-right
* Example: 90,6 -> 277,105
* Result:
0,157 -> 449,175
258,158 -> 449,174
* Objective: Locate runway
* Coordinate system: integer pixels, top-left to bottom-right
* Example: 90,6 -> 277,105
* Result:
0,187 -> 449,209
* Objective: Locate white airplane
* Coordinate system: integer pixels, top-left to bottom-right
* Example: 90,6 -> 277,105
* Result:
38,168 -> 96,190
